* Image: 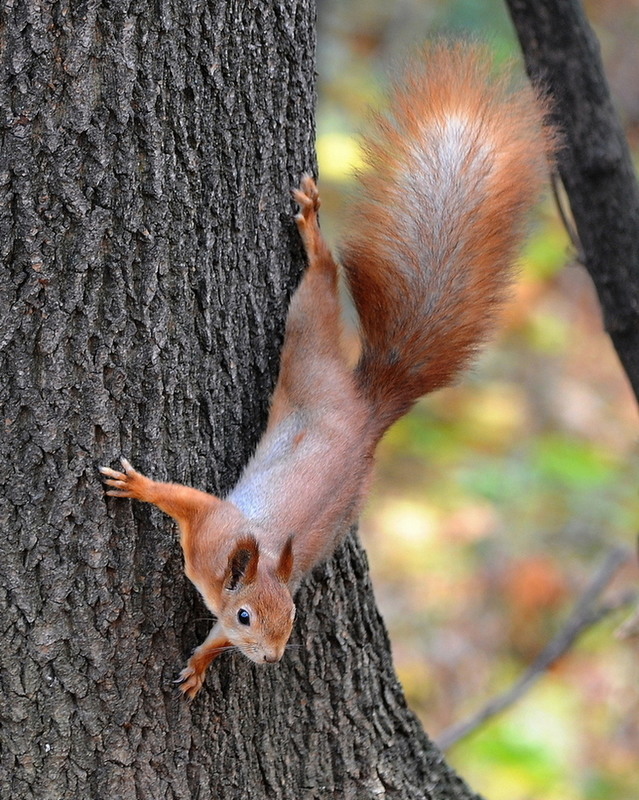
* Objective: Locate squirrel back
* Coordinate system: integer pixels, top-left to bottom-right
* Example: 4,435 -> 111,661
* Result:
342,43 -> 555,436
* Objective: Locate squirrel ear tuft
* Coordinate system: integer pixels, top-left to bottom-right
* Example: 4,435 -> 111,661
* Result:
276,535 -> 294,584
225,537 -> 259,590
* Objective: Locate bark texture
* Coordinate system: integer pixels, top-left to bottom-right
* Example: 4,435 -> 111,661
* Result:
0,2 -> 479,798
505,0 -> 639,401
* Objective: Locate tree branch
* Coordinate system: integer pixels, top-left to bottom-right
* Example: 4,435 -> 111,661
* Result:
504,0 -> 639,403
436,546 -> 635,751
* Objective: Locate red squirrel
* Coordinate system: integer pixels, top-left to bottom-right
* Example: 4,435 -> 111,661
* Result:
101,44 -> 555,698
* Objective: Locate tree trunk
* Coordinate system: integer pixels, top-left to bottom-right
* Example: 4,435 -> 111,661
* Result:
0,2 -> 478,798
505,0 -> 639,402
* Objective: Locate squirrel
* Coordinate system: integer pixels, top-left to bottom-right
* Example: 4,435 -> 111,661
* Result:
100,43 -> 555,698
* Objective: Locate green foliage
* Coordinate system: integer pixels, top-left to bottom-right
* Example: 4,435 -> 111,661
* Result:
523,226 -> 570,280
534,434 -> 618,489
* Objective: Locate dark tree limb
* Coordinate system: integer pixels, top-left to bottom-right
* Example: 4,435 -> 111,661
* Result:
505,0 -> 639,403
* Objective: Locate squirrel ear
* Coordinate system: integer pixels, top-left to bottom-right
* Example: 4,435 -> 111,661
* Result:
225,537 -> 259,590
276,535 -> 294,584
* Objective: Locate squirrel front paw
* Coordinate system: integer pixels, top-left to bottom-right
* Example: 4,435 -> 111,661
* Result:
176,664 -> 206,700
175,634 -> 230,699
99,457 -> 150,501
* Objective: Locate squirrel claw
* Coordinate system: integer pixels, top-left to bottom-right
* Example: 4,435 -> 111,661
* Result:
120,456 -> 134,473
99,465 -> 124,479
294,175 -> 321,252
176,665 -> 205,700
99,457 -> 147,501
293,174 -> 320,220
99,466 -> 128,496
99,465 -> 131,496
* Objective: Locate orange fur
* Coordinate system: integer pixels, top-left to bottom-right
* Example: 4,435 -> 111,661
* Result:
101,44 -> 555,697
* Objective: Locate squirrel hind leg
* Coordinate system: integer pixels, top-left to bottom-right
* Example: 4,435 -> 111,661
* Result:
267,176 -> 356,427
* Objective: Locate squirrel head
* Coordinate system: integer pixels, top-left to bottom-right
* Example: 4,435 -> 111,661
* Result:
218,535 -> 296,664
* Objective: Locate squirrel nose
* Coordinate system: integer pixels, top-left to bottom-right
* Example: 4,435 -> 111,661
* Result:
263,653 -> 281,664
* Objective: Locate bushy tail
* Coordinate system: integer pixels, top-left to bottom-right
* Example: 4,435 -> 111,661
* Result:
341,43 -> 555,436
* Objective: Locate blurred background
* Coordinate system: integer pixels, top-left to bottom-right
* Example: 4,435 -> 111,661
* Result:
314,1 -> 639,798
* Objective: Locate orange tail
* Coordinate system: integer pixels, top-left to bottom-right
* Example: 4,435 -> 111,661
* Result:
341,43 -> 556,436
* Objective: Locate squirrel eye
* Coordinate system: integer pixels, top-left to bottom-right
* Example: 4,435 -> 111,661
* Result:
237,608 -> 251,626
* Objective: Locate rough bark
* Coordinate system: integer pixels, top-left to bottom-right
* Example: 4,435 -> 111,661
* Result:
505,0 -> 639,402
0,2 -> 479,798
